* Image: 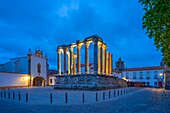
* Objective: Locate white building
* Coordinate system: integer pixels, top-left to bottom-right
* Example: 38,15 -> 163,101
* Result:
0,49 -> 48,88
114,58 -> 165,87
121,66 -> 164,87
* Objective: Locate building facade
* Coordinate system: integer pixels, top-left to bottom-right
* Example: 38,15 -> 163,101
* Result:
0,49 -> 48,88
114,58 -> 165,87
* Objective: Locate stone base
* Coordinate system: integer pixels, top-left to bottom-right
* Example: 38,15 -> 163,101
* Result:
54,74 -> 127,90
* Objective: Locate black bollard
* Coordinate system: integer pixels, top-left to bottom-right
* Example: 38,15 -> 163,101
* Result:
124,89 -> 125,94
121,90 -> 122,95
109,91 -> 111,98
19,92 -> 21,101
0,91 -> 2,98
65,92 -> 68,103
4,92 -> 6,98
50,93 -> 52,103
8,92 -> 10,99
82,93 -> 84,103
114,90 -> 116,97
118,90 -> 119,96
13,92 -> 15,100
103,92 -> 105,100
26,93 -> 28,102
96,92 -> 98,101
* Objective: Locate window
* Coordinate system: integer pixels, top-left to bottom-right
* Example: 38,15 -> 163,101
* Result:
50,79 -> 53,84
133,72 -> 136,79
126,72 -> 129,79
154,82 -> 157,85
139,72 -> 143,79
146,71 -> 150,79
37,63 -> 41,74
154,71 -> 158,79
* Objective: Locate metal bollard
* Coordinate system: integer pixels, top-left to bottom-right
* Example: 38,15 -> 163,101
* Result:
118,90 -> 119,96
96,92 -> 98,101
65,92 -> 68,103
8,92 -> 10,99
19,92 -> 21,101
0,91 -> 2,98
114,90 -> 116,97
4,92 -> 6,98
82,93 -> 85,103
13,92 -> 15,100
50,93 -> 52,103
103,92 -> 105,100
26,93 -> 28,102
109,91 -> 111,98
121,90 -> 122,95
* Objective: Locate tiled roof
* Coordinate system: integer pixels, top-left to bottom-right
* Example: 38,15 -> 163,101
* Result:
123,66 -> 164,72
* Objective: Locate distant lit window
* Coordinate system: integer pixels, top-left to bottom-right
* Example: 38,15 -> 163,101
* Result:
37,63 -> 41,74
139,72 -> 143,79
146,71 -> 150,79
133,72 -> 136,79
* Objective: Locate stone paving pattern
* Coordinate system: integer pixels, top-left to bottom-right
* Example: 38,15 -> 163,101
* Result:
0,87 -> 170,113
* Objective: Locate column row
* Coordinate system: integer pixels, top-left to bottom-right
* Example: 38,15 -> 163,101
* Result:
57,40 -> 113,75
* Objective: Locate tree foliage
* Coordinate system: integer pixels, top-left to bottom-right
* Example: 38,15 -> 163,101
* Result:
139,0 -> 170,66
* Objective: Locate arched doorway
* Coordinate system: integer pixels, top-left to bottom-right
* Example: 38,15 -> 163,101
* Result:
33,76 -> 45,87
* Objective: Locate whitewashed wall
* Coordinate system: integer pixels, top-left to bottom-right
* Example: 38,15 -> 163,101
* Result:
0,72 -> 29,87
122,69 -> 164,86
30,55 -> 47,79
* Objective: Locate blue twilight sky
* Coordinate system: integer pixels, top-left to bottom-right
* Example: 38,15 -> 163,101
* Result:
0,0 -> 162,69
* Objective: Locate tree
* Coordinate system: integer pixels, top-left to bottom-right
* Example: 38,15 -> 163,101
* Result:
139,0 -> 170,66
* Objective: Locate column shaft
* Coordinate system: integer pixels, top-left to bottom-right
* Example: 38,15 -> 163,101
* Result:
100,46 -> 103,74
106,52 -> 109,74
85,42 -> 89,74
70,47 -> 73,74
108,52 -> 110,75
111,54 -> 113,74
98,45 -> 101,74
64,48 -> 67,74
93,39 -> 98,74
104,48 -> 107,74
67,53 -> 70,74
57,50 -> 61,75
73,55 -> 76,75
77,46 -> 81,74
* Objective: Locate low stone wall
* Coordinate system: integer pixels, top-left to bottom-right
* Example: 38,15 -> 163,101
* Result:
54,74 -> 127,90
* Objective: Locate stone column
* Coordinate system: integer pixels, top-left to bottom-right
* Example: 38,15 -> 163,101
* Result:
103,44 -> 107,74
93,38 -> 98,74
63,47 -> 68,74
73,54 -> 77,75
57,49 -> 61,75
85,41 -> 90,74
70,46 -> 73,74
108,52 -> 110,75
106,52 -> 109,75
111,54 -> 113,74
67,52 -> 70,74
77,43 -> 82,74
109,53 -> 112,75
100,45 -> 103,74
98,42 -> 102,74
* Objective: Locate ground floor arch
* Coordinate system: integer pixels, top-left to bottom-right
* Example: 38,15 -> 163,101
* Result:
33,76 -> 45,87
